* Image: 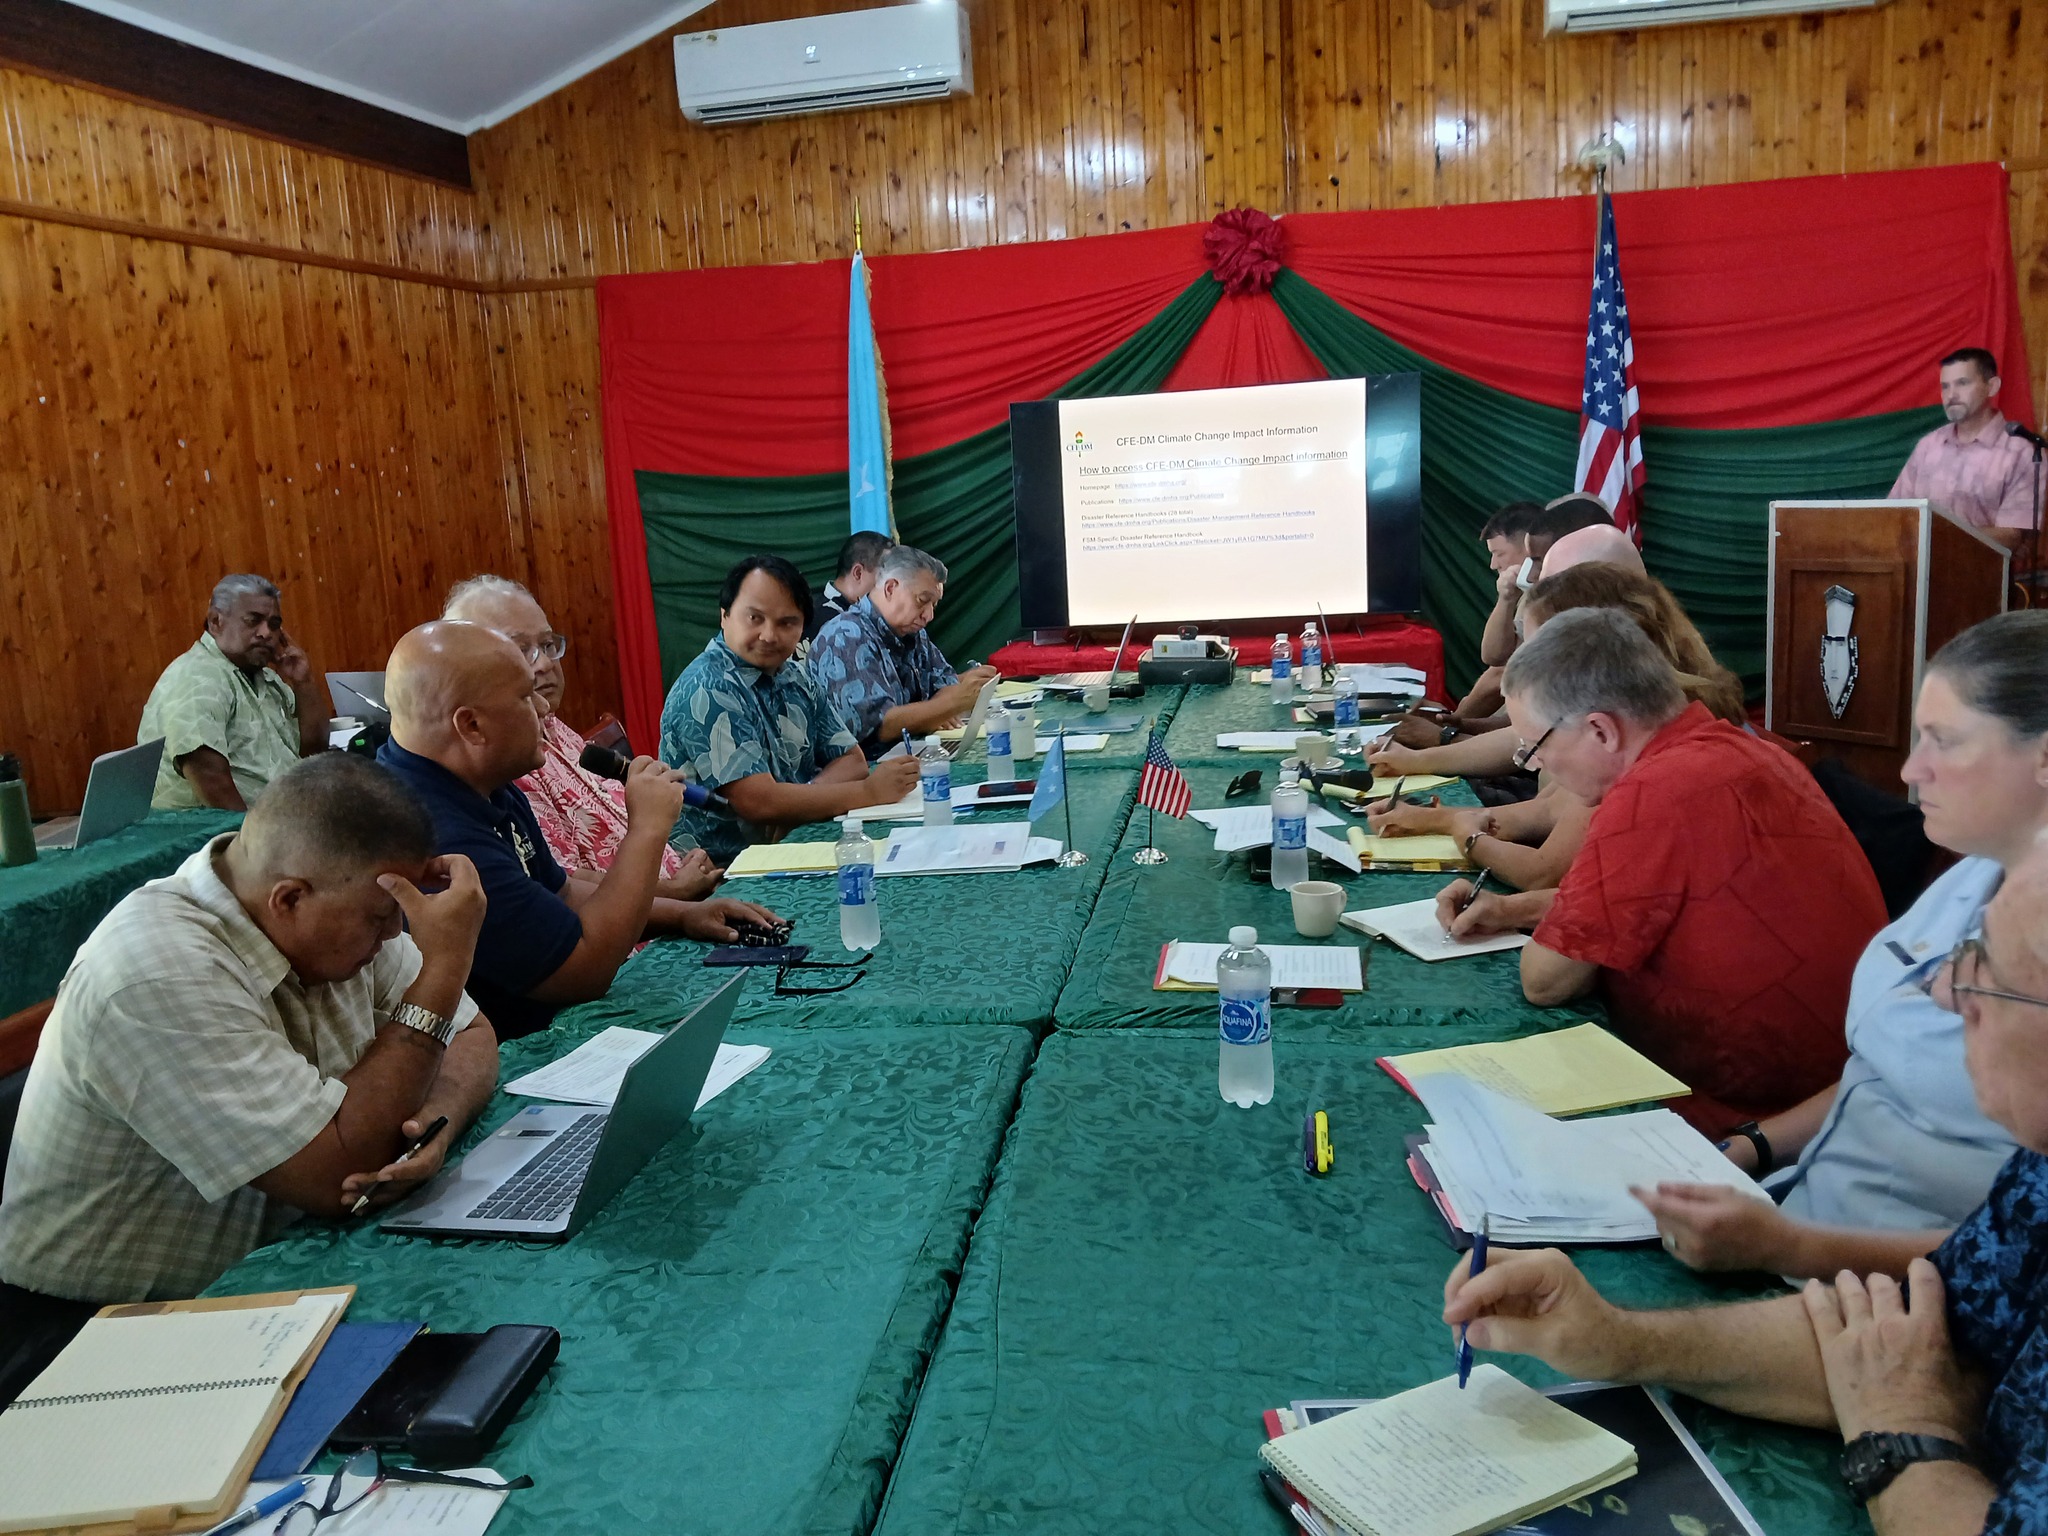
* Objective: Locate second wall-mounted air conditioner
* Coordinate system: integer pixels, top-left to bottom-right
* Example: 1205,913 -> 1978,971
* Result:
1547,0 -> 1887,32
676,2 -> 972,126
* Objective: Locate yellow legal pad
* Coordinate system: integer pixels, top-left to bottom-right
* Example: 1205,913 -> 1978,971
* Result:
726,835 -> 887,878
1344,826 -> 1469,867
1377,1022 -> 1691,1117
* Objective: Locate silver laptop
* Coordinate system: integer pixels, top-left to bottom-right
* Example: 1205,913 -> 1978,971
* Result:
35,739 -> 164,850
326,671 -> 389,720
1039,615 -> 1137,691
948,673 -> 1004,760
381,976 -> 742,1241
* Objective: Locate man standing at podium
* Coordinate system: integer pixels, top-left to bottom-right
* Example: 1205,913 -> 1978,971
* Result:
1889,348 -> 2039,553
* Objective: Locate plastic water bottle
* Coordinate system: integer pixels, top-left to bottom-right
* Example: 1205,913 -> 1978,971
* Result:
1218,925 -> 1274,1107
1271,769 -> 1309,891
1270,633 -> 1293,704
1333,668 -> 1360,728
1299,622 -> 1322,684
986,710 -> 1015,783
835,816 -> 880,950
1008,698 -> 1037,761
919,740 -> 952,826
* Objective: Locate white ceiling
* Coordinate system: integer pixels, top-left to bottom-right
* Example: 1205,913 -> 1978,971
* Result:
60,0 -> 722,134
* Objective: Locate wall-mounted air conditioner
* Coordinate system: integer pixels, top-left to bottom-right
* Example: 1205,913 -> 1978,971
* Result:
675,2 -> 972,125
1547,0 -> 1887,32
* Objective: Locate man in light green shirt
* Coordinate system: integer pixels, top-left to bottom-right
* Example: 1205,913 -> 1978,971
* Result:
139,574 -> 330,809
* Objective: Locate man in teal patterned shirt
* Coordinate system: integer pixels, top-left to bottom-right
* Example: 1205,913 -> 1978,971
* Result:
659,556 -> 920,865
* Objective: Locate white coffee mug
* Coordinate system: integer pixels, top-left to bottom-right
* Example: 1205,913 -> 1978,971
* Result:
1082,684 -> 1110,712
1290,880 -> 1346,939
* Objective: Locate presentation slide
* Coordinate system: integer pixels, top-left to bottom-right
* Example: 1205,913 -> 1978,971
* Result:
1057,379 -> 1367,626
1010,374 -> 1420,630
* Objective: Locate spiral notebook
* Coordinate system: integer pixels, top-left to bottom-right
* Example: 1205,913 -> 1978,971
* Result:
0,1287 -> 352,1535
1258,1366 -> 1636,1536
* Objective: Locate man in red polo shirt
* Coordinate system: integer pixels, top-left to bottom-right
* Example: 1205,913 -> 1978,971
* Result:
1438,607 -> 1886,1135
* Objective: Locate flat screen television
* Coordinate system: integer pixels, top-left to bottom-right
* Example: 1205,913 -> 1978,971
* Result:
1009,373 -> 1422,630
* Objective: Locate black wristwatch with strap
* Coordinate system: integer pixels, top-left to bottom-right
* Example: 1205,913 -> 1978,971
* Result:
1718,1120 -> 1773,1176
1839,1431 -> 1977,1505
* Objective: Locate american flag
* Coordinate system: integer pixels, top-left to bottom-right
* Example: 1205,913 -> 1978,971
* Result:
1137,729 -> 1190,819
1575,192 -> 1645,543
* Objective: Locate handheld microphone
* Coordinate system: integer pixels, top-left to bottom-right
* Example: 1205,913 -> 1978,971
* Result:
578,741 -> 727,808
2005,421 -> 2048,449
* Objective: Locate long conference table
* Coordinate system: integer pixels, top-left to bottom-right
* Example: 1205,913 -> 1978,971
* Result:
210,676 -> 1869,1536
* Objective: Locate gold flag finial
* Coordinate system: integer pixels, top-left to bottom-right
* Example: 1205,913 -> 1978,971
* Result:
854,200 -> 863,255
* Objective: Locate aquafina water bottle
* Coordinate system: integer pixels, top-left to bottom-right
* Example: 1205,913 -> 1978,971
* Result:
1270,632 -> 1293,705
919,740 -> 952,826
1333,668 -> 1360,728
1299,621 -> 1322,684
1218,926 -> 1274,1107
836,815 -> 879,950
985,709 -> 1015,783
1271,769 -> 1310,891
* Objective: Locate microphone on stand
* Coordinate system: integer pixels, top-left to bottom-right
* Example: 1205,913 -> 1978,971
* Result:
2006,420 -> 2048,449
578,741 -> 728,808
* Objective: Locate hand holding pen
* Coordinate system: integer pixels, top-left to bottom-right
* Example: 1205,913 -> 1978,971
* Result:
348,1115 -> 448,1216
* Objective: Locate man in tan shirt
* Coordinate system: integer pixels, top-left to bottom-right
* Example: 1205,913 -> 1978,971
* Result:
0,754 -> 498,1401
1889,347 -> 2040,553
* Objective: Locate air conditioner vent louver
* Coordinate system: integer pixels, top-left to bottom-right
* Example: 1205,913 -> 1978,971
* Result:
1546,0 -> 1886,32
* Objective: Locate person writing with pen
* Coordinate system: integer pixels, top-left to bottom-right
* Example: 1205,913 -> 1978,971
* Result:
1444,838 -> 2048,1534
0,755 -> 500,1404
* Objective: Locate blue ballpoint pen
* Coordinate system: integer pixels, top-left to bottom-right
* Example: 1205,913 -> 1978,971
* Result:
1457,1212 -> 1490,1389
200,1477 -> 312,1536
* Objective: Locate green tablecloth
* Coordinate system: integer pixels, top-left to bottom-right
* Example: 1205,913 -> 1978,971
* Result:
0,809 -> 242,1015
569,763 -> 1140,1038
1161,673 -> 1376,768
211,1019 -> 1036,1536
1055,764 -> 1589,1038
873,1032 -> 1864,1536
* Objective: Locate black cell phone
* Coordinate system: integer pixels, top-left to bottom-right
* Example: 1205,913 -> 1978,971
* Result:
333,1332 -> 482,1448
704,943 -> 810,967
979,780 -> 1036,797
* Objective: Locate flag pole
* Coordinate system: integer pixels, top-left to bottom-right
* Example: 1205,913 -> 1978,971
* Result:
1132,716 -> 1168,866
1054,724 -> 1087,867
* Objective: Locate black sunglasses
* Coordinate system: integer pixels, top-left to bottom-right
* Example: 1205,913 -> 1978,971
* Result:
774,958 -> 867,996
1224,769 -> 1264,800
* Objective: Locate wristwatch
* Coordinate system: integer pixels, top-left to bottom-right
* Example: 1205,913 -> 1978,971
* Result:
390,1002 -> 459,1047
1718,1120 -> 1774,1176
1439,723 -> 1459,746
1839,1431 -> 1976,1505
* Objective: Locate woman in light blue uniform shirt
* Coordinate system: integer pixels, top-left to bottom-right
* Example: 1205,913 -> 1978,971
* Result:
1638,610 -> 2048,1279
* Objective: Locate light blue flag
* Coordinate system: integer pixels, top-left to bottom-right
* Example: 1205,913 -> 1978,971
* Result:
847,251 -> 894,536
1028,729 -> 1067,825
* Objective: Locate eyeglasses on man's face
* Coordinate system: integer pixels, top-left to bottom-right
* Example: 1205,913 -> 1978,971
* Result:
1511,716 -> 1572,771
1918,935 -> 2048,1016
509,631 -> 569,663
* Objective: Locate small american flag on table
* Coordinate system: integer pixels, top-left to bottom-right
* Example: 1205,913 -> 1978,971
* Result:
1137,730 -> 1191,819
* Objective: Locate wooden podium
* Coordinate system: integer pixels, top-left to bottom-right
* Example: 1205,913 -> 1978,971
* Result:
1767,500 -> 2009,790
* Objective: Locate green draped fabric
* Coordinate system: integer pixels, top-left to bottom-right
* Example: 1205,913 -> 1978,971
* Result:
1269,271 -> 1942,694
636,277 -> 1224,686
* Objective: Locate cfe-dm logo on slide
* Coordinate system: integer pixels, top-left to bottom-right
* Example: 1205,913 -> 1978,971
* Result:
1065,430 -> 1094,454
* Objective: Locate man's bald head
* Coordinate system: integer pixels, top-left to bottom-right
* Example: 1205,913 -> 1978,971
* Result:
1959,831 -> 2048,1152
386,621 -> 546,791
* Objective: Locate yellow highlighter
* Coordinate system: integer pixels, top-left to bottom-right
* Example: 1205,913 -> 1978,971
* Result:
1302,1110 -> 1334,1175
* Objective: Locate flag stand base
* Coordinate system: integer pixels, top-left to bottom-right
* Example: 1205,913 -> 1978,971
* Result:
1055,849 -> 1089,867
1131,846 -> 1168,865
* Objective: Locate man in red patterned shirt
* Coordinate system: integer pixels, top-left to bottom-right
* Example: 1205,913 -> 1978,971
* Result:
1439,607 -> 1886,1135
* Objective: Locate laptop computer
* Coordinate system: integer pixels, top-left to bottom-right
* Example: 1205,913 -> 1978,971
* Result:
1038,615 -> 1137,690
34,739 -> 165,850
948,673 -> 1003,760
381,976 -> 742,1240
326,671 -> 390,720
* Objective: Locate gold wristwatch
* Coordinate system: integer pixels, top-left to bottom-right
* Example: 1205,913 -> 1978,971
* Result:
390,1002 -> 459,1047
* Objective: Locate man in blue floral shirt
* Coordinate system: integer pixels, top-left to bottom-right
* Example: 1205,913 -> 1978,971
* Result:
809,546 -> 1000,758
659,555 -> 920,864
1441,840 -> 2048,1535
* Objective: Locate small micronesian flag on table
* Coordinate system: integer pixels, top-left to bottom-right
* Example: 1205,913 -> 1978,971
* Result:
1137,730 -> 1191,819
1575,191 -> 1645,544
1028,731 -> 1066,823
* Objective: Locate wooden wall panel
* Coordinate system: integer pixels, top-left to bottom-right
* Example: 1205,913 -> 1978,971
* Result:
0,65 -> 511,813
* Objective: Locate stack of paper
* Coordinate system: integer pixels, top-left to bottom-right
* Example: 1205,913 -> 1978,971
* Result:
1340,898 -> 1528,962
506,1026 -> 771,1109
1410,1075 -> 1769,1244
1342,773 -> 1457,801
1154,940 -> 1363,992
1189,804 -> 1361,872
1260,1366 -> 1635,1536
875,823 -> 1064,875
726,838 -> 885,877
843,782 -> 1038,823
1216,731 -> 1323,751
241,1472 -> 511,1536
1378,1023 -> 1690,1117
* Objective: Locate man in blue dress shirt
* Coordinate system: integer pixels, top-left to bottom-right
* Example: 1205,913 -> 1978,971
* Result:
660,556 -> 919,865
378,621 -> 775,1038
1444,842 -> 2048,1534
808,545 -> 1000,759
